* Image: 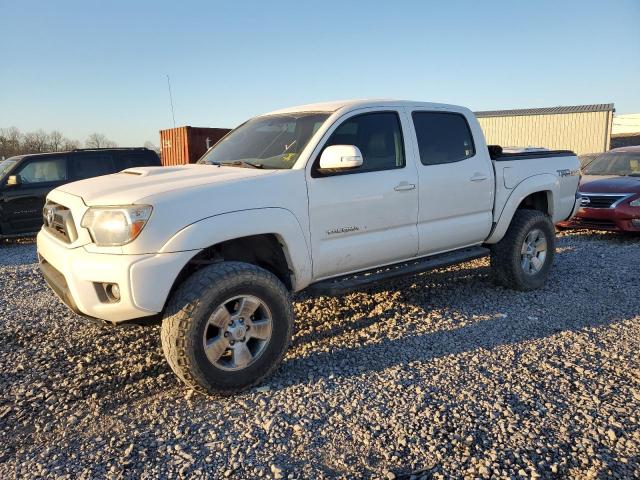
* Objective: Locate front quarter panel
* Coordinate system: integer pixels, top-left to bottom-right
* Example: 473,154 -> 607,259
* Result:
158,208 -> 313,290
118,169 -> 309,256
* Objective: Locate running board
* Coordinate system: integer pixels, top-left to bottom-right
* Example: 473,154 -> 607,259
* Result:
306,246 -> 489,296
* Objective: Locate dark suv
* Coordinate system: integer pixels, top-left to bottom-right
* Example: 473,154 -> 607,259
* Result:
0,148 -> 161,238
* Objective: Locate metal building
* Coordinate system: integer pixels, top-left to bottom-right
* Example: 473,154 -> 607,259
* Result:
611,113 -> 640,149
475,104 -> 614,155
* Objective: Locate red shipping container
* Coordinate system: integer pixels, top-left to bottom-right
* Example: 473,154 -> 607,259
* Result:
159,126 -> 230,166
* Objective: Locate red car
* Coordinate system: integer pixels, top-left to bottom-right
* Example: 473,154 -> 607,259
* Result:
559,146 -> 640,232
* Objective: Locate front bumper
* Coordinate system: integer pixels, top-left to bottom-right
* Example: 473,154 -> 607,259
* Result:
558,202 -> 640,232
37,229 -> 196,323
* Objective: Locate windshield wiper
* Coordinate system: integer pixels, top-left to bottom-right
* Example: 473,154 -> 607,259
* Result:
214,160 -> 263,169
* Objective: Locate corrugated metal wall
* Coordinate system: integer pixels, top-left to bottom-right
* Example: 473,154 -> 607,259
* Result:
160,127 -> 188,166
477,111 -> 612,155
160,126 -> 230,166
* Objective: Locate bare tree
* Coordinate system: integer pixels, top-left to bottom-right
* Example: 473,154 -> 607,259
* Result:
48,130 -> 65,151
62,138 -> 81,151
85,133 -> 117,149
0,127 -> 23,159
0,127 -> 89,159
22,129 -> 50,153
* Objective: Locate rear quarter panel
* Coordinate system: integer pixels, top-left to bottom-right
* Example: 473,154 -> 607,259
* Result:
486,154 -> 580,243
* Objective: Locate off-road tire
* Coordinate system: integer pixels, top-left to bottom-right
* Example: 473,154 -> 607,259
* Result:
490,209 -> 555,291
161,261 -> 294,395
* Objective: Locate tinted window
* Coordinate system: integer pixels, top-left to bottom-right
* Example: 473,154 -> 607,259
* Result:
322,112 -> 405,173
16,157 -> 67,184
73,153 -> 114,179
412,112 -> 475,165
116,153 -> 160,171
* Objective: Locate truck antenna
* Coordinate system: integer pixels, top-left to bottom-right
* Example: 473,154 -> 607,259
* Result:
167,74 -> 176,128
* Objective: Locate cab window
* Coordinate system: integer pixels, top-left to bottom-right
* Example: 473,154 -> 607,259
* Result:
317,111 -> 405,175
72,153 -> 114,179
16,157 -> 68,184
412,112 -> 475,165
116,153 -> 158,170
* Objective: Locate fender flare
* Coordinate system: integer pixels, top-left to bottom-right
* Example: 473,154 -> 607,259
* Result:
485,174 -> 558,244
159,208 -> 313,290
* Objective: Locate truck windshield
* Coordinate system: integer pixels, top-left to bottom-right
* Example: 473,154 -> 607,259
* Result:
583,152 -> 640,176
198,112 -> 329,169
0,159 -> 17,179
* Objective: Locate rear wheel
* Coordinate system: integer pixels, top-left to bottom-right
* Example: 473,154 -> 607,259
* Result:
490,210 -> 555,291
161,261 -> 293,395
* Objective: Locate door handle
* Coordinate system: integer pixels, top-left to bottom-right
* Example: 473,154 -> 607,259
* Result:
394,182 -> 416,192
470,173 -> 488,182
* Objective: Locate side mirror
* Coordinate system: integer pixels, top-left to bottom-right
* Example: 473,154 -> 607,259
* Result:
319,145 -> 363,171
6,174 -> 21,187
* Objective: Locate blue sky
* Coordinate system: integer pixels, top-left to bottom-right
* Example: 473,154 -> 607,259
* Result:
1,0 -> 639,146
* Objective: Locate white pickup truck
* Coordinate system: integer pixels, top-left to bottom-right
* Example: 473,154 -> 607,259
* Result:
37,100 -> 581,394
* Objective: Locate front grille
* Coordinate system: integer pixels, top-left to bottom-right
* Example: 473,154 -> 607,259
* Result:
569,217 -> 618,230
43,201 -> 78,243
579,193 -> 627,209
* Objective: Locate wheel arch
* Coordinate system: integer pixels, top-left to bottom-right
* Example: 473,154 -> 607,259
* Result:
159,208 -> 312,292
486,174 -> 558,244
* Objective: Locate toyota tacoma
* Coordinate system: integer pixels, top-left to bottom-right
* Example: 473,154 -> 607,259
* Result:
37,100 -> 581,394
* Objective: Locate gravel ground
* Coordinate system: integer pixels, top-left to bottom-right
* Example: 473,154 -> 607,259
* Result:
1,231 -> 639,479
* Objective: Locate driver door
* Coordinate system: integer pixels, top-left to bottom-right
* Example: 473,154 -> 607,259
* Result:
306,110 -> 419,280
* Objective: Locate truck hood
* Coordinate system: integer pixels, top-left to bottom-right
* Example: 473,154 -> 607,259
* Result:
57,164 -> 275,205
579,175 -> 640,194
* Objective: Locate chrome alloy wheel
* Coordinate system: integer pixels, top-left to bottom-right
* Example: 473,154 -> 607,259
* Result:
520,228 -> 547,275
202,295 -> 273,371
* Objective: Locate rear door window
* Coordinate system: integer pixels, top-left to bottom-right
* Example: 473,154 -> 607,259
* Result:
72,153 -> 115,179
412,112 -> 475,165
16,157 -> 68,184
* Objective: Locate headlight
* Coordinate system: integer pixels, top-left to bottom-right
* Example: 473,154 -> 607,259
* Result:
630,198 -> 640,207
81,205 -> 152,246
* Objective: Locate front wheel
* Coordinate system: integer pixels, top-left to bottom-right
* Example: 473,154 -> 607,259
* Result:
161,261 -> 294,395
490,209 -> 555,291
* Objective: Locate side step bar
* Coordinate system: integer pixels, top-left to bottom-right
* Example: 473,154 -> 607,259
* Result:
306,246 -> 489,296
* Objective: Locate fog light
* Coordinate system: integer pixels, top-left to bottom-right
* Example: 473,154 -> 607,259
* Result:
105,283 -> 120,302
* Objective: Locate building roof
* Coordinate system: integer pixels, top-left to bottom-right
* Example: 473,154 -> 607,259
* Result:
475,104 -> 614,118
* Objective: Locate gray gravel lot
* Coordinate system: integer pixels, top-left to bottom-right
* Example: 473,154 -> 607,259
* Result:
1,231 -> 639,479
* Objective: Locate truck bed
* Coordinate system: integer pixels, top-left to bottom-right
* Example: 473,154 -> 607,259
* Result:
489,145 -> 580,229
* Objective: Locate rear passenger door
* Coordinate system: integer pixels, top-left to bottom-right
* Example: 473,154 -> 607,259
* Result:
70,153 -> 115,180
307,110 -> 419,279
408,110 -> 494,255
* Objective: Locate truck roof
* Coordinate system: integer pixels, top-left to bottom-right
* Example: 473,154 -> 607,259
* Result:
262,99 -> 467,116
